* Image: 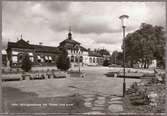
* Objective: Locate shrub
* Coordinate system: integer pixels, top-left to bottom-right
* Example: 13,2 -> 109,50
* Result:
103,59 -> 110,66
21,53 -> 32,72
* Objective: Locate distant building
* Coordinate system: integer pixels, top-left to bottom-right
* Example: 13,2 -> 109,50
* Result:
88,51 -> 104,66
6,37 -> 61,67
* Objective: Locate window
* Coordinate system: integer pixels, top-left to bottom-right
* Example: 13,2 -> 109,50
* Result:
89,57 -> 92,63
80,56 -> 83,62
97,58 -> 100,64
75,56 -> 78,62
17,53 -> 24,63
18,54 -> 23,63
93,57 -> 95,63
37,56 -> 41,63
71,56 -> 74,62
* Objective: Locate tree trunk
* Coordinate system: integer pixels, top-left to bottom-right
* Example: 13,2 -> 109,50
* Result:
146,61 -> 149,69
130,60 -> 134,68
146,59 -> 150,69
144,60 -> 147,69
0,30 -> 2,112
0,76 -> 2,113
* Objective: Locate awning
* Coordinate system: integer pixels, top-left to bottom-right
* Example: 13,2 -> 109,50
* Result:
45,56 -> 48,60
12,51 -> 19,55
37,56 -> 41,59
28,52 -> 33,56
48,56 -> 52,60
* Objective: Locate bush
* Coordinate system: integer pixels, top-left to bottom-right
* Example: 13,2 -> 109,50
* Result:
103,59 -> 110,66
56,48 -> 71,71
21,53 -> 32,72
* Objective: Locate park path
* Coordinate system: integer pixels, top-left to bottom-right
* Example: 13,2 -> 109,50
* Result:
81,94 -> 124,114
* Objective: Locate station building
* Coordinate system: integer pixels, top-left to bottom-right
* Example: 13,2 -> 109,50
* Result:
3,29 -> 105,68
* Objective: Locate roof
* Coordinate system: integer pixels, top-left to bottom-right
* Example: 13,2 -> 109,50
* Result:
58,44 -> 88,51
32,45 -> 61,53
8,39 -> 34,49
80,46 -> 88,51
60,39 -> 80,45
7,39 -> 61,54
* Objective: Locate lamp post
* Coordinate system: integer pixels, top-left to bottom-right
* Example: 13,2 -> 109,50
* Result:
78,46 -> 81,73
119,15 -> 129,97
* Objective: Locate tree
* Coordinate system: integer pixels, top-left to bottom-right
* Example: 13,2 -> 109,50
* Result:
111,51 -> 123,66
97,49 -> 110,56
56,48 -> 71,71
21,53 -> 32,72
103,59 -> 110,66
124,23 -> 165,68
111,50 -> 118,64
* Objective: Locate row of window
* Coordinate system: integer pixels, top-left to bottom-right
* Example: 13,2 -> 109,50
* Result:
12,55 -> 54,63
70,50 -> 83,54
89,57 -> 103,63
12,56 -> 34,63
70,56 -> 103,64
70,56 -> 83,62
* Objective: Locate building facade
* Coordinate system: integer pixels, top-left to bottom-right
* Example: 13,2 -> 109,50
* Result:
6,38 -> 61,67
58,29 -> 105,66
58,29 -> 89,66
88,51 -> 104,66
4,29 -> 106,68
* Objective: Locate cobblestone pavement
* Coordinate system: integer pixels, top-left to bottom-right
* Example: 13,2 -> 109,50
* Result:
82,94 -> 124,114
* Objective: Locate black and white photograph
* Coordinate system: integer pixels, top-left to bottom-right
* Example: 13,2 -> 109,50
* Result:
1,1 -> 166,115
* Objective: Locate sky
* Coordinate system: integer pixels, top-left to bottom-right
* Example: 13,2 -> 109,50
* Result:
2,1 -> 166,53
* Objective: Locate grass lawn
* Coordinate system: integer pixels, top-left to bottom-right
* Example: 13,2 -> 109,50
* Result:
2,87 -> 90,113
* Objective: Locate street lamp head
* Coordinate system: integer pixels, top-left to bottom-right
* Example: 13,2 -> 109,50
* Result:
119,15 -> 129,27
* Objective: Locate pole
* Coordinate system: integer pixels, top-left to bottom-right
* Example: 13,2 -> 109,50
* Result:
79,55 -> 80,73
0,1 -> 3,112
78,48 -> 80,73
123,26 -> 126,97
